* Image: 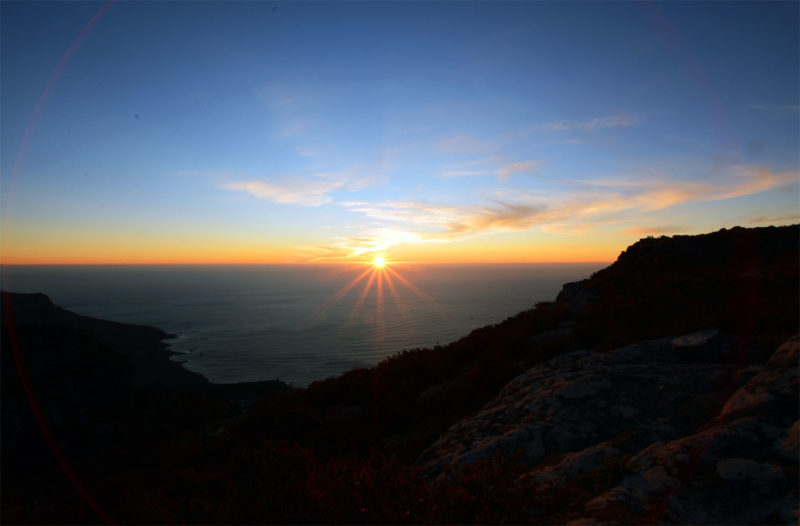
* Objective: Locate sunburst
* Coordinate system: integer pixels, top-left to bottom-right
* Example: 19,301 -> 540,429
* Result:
310,254 -> 446,344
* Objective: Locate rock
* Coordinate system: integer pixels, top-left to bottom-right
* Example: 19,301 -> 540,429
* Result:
553,281 -> 601,315
574,337 -> 797,524
416,334 -> 799,524
778,421 -> 799,461
716,458 -> 784,485
417,333 -> 751,478
720,335 -> 798,422
530,442 -> 621,488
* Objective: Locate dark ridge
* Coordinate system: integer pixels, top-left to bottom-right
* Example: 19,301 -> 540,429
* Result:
3,290 -> 207,391
572,224 -> 799,351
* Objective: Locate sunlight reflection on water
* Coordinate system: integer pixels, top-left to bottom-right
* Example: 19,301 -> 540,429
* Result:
2,263 -> 603,386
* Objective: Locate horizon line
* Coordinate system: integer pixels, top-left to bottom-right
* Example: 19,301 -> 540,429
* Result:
0,260 -> 614,266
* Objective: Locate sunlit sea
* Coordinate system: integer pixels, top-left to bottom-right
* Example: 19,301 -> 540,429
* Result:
1,263 -> 603,387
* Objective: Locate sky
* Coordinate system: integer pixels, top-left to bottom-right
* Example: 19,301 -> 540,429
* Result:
1,1 -> 798,265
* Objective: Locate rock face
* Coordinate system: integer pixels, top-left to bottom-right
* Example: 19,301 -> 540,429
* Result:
417,333 -> 799,524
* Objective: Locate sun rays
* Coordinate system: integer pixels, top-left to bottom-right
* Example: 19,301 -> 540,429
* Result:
311,256 -> 444,345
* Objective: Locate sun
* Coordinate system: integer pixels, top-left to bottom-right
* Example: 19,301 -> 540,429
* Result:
373,256 -> 387,269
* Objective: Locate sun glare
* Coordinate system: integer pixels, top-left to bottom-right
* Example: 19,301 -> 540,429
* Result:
310,253 -> 446,346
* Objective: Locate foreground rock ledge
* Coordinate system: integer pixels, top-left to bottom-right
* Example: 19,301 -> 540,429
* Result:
417,331 -> 799,524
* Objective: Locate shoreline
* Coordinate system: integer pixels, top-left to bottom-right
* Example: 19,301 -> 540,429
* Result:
2,291 -> 289,399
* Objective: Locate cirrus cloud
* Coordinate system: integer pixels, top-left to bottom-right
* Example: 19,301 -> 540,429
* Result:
547,111 -> 642,131
315,164 -> 797,258
221,163 -> 389,207
222,178 -> 339,207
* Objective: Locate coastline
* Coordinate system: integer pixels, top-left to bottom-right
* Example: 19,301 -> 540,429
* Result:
2,291 -> 290,400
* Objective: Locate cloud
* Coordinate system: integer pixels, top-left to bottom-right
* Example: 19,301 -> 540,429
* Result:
342,200 -> 547,239
623,225 -> 689,236
254,84 -> 314,139
547,112 -> 641,131
749,214 -> 800,225
296,228 -> 426,261
310,164 -> 797,260
296,147 -> 318,158
496,160 -> 546,181
316,163 -> 389,191
438,158 -> 545,180
222,178 -> 340,207
708,166 -> 798,200
221,163 -> 388,207
437,157 -> 494,177
306,200 -> 548,259
572,166 -> 798,211
275,120 -> 305,138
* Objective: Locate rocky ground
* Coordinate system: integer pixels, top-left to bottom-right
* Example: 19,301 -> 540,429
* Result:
418,330 -> 798,524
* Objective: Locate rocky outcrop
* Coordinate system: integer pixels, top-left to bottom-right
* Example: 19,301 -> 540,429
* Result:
417,332 -> 799,524
552,280 -> 601,317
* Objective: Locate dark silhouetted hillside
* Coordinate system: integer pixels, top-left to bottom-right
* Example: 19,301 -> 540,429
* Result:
2,224 -> 797,524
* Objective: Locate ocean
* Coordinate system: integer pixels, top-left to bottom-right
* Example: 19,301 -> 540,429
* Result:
1,263 -> 603,387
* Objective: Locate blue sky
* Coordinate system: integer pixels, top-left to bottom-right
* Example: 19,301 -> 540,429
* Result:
1,1 -> 798,263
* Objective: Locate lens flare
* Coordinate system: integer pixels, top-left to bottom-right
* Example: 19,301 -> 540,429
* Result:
373,256 -> 387,269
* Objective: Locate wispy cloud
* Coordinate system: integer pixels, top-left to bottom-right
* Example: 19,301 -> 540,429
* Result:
254,83 -> 314,139
316,163 -> 389,191
749,214 -> 800,225
222,178 -> 339,207
222,164 -> 389,207
437,157 -> 495,178
496,160 -> 546,181
438,158 -> 545,181
275,120 -> 305,138
341,200 -> 547,240
296,147 -> 318,158
572,166 -> 798,210
316,165 -> 797,258
547,111 -> 641,131
295,228 -> 425,261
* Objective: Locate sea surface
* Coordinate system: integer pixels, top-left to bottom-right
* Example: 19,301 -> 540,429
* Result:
2,263 -> 603,386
